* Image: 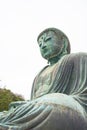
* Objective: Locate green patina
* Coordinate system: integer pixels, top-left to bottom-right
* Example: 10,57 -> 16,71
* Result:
0,28 -> 87,130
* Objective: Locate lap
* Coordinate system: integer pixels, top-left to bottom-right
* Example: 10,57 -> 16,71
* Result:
0,93 -> 86,130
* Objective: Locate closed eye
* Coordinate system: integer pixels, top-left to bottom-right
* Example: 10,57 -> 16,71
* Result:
45,37 -> 52,42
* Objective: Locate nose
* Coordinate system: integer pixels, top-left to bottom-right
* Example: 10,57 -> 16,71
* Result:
41,44 -> 46,49
41,42 -> 46,49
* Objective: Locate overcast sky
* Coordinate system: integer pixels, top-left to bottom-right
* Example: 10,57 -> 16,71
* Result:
0,0 -> 87,99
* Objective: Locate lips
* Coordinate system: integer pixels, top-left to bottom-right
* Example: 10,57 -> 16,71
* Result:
42,48 -> 48,54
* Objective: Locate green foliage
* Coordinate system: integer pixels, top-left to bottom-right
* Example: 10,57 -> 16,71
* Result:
0,88 -> 25,111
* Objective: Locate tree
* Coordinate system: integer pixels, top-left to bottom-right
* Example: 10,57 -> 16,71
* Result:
0,88 -> 25,111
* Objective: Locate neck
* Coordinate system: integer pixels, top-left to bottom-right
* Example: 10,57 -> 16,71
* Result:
48,53 -> 67,66
48,57 -> 59,65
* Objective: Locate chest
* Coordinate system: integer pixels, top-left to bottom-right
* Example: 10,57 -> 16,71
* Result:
34,63 -> 58,98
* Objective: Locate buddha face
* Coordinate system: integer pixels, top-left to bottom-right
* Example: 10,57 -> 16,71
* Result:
38,31 -> 64,60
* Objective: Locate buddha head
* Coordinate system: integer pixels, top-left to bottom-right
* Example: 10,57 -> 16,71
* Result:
37,28 -> 70,63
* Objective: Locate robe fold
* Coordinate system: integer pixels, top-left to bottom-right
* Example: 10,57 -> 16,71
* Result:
0,53 -> 87,130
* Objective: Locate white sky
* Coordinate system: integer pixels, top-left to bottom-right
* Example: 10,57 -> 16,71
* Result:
0,0 -> 87,99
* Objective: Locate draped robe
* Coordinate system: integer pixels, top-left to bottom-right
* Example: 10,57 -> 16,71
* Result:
0,53 -> 87,130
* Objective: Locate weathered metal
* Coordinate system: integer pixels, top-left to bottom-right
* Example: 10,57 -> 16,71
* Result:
0,28 -> 87,130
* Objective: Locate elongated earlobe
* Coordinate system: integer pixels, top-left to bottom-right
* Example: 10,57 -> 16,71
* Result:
62,37 -> 70,54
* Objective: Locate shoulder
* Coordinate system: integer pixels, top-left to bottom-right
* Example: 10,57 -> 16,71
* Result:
34,65 -> 49,79
65,52 -> 87,61
60,53 -> 87,67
